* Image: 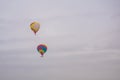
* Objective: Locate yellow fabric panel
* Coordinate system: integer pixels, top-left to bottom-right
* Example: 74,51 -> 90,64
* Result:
30,22 -> 40,33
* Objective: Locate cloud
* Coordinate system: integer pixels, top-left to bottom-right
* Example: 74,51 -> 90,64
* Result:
0,0 -> 120,80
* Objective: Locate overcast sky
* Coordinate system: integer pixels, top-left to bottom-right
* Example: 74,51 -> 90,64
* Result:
0,0 -> 120,80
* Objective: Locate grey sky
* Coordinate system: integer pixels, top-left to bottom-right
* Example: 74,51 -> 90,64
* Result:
0,0 -> 120,80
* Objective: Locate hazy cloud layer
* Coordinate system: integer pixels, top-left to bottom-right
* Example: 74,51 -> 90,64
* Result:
0,0 -> 120,80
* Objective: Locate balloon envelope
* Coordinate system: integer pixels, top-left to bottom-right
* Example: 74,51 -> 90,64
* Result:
37,44 -> 47,56
30,22 -> 40,35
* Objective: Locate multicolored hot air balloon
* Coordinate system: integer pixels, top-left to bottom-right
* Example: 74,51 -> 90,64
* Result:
30,21 -> 40,35
37,44 -> 47,57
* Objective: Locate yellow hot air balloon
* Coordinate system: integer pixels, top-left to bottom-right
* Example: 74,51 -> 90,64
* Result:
30,22 -> 40,35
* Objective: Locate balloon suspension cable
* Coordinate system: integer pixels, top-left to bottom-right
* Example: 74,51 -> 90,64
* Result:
41,55 -> 44,57
34,32 -> 36,35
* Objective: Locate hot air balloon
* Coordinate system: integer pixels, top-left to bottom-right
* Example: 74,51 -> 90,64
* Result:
30,21 -> 40,35
37,44 -> 47,57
